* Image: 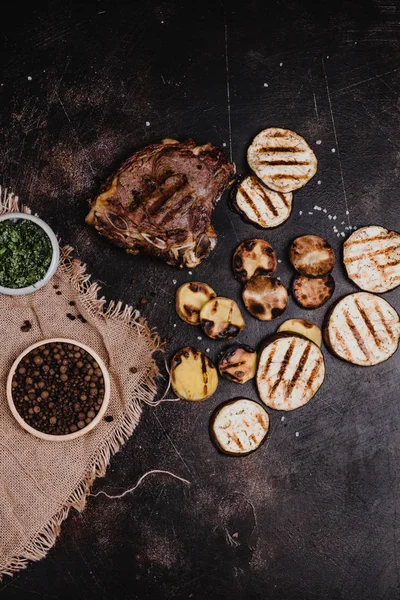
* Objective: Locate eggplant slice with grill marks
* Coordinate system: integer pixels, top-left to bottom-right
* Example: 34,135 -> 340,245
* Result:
175,281 -> 216,325
233,175 -> 293,228
242,275 -> 288,321
218,344 -> 257,384
247,128 -> 317,193
170,347 -> 218,401
343,225 -> 400,293
323,292 -> 400,366
210,398 -> 270,456
289,235 -> 335,277
232,238 -> 277,284
292,274 -> 335,309
257,333 -> 325,411
277,318 -> 322,347
200,297 -> 245,340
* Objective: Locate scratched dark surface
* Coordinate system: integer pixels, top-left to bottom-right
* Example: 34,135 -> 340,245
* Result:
1,0 -> 400,598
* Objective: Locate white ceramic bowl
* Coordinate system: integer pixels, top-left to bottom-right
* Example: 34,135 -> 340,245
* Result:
0,212 -> 60,296
7,338 -> 111,441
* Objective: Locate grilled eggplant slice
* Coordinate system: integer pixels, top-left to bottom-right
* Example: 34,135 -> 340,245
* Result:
232,238 -> 277,284
323,292 -> 400,366
210,398 -> 269,456
277,318 -> 322,347
176,281 -> 216,325
218,344 -> 257,384
292,274 -> 335,309
343,225 -> 400,293
257,333 -> 325,410
233,175 -> 292,228
200,297 -> 245,340
289,235 -> 335,277
247,128 -> 317,193
242,275 -> 288,321
171,347 -> 218,401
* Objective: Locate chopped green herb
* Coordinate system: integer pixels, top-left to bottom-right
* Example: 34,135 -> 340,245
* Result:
0,219 -> 53,288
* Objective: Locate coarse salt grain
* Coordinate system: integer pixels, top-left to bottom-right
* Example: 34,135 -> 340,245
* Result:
317,180 -> 322,185
331,148 -> 336,153
281,416 -> 285,421
299,210 -> 303,215
295,432 -> 299,437
280,62 -> 283,66
333,215 -> 337,220
206,348 -> 210,353
172,279 -> 177,285
197,336 -> 202,340
173,324 -> 177,327
27,76 -> 32,81
188,271 -> 192,275
328,215 -> 332,220
278,259 -> 282,263
308,211 -> 313,215
316,140 -> 322,145
146,121 -> 150,126
264,83 -> 268,87
346,210 -> 349,215
223,142 -> 227,147
341,232 -> 345,237
323,208 -> 327,213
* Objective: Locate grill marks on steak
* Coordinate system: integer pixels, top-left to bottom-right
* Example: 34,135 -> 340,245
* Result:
86,138 -> 235,268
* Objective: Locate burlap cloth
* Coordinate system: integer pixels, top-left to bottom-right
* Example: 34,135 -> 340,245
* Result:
0,189 -> 160,578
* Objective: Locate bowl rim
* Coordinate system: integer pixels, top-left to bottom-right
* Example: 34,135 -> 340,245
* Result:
7,338 -> 111,441
0,212 -> 60,296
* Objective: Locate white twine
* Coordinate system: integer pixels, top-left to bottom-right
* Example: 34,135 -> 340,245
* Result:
90,469 -> 191,499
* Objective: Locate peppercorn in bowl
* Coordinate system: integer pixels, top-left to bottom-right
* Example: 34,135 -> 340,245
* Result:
0,212 -> 59,296
7,339 -> 110,441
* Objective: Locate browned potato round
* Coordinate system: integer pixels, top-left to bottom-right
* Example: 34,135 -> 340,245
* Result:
277,318 -> 322,347
175,281 -> 216,325
200,297 -> 245,340
171,347 -> 218,401
292,274 -> 335,309
218,344 -> 257,384
289,235 -> 335,277
242,275 -> 288,321
232,238 -> 277,283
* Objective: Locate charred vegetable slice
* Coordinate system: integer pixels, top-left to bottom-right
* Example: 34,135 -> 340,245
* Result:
257,333 -> 325,410
292,274 -> 335,309
343,225 -> 400,293
233,175 -> 292,228
277,318 -> 322,347
210,398 -> 269,456
232,238 -> 277,283
200,297 -> 245,340
323,292 -> 400,366
170,347 -> 218,401
247,128 -> 317,193
176,281 -> 216,325
289,235 -> 335,277
218,344 -> 257,384
242,275 -> 288,321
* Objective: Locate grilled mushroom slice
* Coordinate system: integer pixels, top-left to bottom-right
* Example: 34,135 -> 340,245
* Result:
200,297 -> 245,340
247,128 -> 317,193
232,238 -> 277,283
292,274 -> 335,309
210,398 -> 269,456
242,275 -> 288,321
289,235 -> 335,277
218,344 -> 257,384
323,292 -> 400,366
343,225 -> 400,293
257,333 -> 325,410
170,347 -> 218,401
233,175 -> 292,228
176,281 -> 216,325
277,318 -> 322,347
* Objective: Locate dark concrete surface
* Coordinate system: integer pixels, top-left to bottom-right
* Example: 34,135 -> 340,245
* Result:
0,1 -> 400,598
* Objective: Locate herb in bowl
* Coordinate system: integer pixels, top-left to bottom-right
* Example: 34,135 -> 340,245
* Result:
0,219 -> 53,288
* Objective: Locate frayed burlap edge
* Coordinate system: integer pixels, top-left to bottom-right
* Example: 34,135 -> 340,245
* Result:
0,187 -> 163,579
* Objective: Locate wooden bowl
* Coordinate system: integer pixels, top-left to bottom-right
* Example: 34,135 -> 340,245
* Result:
7,338 -> 110,441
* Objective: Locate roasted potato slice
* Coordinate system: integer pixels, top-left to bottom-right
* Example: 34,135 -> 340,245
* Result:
210,398 -> 269,456
277,318 -> 322,347
176,281 -> 216,325
292,274 -> 335,309
343,225 -> 400,293
170,347 -> 218,401
289,235 -> 335,277
200,297 -> 245,340
242,275 -> 288,321
232,238 -> 277,284
247,128 -> 317,193
257,333 -> 325,410
233,175 -> 292,228
323,292 -> 400,366
218,344 -> 257,384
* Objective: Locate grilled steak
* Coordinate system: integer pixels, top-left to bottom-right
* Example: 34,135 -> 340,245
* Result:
86,138 -> 235,268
